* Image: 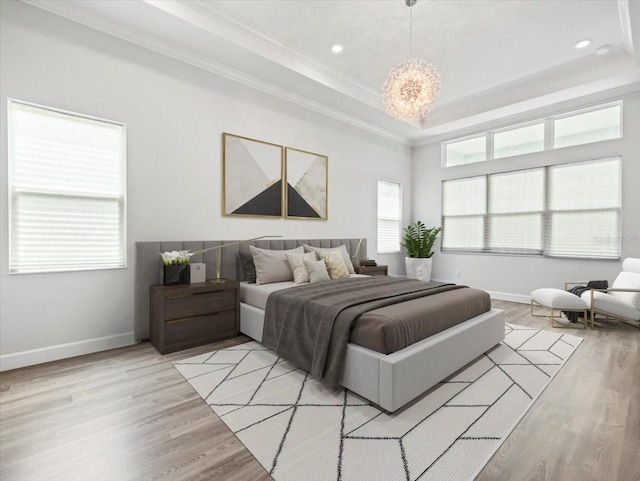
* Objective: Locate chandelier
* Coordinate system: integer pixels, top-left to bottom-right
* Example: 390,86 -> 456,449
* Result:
383,0 -> 441,123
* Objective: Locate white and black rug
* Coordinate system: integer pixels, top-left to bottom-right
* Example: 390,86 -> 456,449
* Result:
174,324 -> 581,481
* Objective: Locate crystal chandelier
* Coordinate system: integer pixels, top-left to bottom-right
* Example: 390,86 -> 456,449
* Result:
383,0 -> 441,123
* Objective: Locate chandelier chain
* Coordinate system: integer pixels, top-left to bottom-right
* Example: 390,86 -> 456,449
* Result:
410,6 -> 412,59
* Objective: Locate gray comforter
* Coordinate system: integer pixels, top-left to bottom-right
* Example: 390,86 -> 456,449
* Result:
261,276 -> 463,389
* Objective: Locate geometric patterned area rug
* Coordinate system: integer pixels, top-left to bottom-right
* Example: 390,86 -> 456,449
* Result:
174,324 -> 582,481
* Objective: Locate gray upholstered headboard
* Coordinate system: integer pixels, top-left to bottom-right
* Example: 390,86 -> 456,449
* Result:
134,238 -> 367,340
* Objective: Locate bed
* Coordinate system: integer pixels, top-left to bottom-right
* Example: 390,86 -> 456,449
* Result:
135,238 -> 505,413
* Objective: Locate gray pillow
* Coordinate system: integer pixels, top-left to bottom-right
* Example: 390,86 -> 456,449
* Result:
304,258 -> 330,283
250,245 -> 304,284
286,251 -> 318,284
237,251 -> 256,284
303,244 -> 355,274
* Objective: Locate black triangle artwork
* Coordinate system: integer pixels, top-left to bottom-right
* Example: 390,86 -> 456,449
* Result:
232,180 -> 282,216
286,183 -> 320,218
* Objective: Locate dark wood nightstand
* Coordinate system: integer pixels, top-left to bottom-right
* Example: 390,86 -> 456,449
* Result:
353,264 -> 388,276
150,280 -> 239,354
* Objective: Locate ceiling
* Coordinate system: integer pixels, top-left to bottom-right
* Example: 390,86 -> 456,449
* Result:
22,0 -> 640,145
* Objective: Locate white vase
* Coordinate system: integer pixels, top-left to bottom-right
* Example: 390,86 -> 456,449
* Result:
405,257 -> 433,282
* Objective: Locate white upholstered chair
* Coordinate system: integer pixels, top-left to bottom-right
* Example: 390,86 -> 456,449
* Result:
577,258 -> 640,329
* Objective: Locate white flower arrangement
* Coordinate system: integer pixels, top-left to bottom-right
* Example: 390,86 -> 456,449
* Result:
159,250 -> 193,266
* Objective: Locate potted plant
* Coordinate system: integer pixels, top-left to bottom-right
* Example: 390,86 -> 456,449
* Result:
159,250 -> 193,285
401,221 -> 442,282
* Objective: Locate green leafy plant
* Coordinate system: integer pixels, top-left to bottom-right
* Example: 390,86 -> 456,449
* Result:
401,221 -> 442,258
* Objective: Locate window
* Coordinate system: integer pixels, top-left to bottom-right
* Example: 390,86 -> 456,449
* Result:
8,100 -> 126,274
442,176 -> 485,251
444,136 -> 485,167
442,157 -> 621,259
443,102 -> 622,166
546,158 -> 621,258
377,180 -> 401,253
487,168 -> 544,254
553,104 -> 621,149
493,123 -> 544,159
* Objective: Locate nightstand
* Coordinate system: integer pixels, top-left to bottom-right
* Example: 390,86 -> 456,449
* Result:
353,264 -> 388,276
150,280 -> 239,354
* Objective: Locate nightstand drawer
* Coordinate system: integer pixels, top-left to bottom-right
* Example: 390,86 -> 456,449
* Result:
165,290 -> 236,320
165,312 -> 237,346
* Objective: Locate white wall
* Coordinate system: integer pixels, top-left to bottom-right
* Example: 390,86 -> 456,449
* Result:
0,1 -> 412,369
413,92 -> 640,301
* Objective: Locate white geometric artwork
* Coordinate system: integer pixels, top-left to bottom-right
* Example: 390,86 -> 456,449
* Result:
223,133 -> 283,217
285,147 -> 328,219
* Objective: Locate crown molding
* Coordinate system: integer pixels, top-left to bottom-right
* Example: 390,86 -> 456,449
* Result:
20,0 -> 410,146
617,0 -> 635,57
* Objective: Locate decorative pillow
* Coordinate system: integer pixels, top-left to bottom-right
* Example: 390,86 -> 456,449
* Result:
303,244 -> 355,274
286,252 -> 318,284
249,246 -> 304,285
318,250 -> 350,280
304,258 -> 330,283
237,251 -> 257,284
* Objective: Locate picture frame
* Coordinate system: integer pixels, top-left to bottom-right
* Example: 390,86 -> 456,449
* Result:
285,147 -> 328,220
223,133 -> 284,218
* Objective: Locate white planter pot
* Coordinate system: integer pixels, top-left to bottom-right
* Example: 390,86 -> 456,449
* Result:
405,257 -> 433,282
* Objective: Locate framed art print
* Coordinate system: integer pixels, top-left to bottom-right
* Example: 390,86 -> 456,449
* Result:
285,147 -> 328,220
223,133 -> 284,217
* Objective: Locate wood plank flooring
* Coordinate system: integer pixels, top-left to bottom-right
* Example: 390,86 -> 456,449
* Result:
1,300 -> 638,481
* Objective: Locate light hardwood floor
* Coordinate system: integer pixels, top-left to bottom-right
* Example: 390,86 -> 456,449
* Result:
1,301 -> 638,481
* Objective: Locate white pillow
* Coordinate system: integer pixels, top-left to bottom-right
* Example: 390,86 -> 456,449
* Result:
303,244 -> 355,274
304,258 -> 330,283
286,252 -> 318,284
250,245 -> 304,285
611,271 -> 640,310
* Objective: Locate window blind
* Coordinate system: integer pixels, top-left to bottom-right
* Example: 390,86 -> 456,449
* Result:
441,157 -> 621,259
546,158 -> 621,258
8,101 -> 126,274
487,168 -> 544,254
442,176 -> 486,251
377,180 -> 401,253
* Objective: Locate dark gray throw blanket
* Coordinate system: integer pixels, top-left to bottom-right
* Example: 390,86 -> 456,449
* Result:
261,276 -> 464,389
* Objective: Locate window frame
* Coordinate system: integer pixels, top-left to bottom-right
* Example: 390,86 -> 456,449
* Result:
376,179 -> 402,255
441,157 -> 622,259
442,101 -> 623,167
8,99 -> 128,275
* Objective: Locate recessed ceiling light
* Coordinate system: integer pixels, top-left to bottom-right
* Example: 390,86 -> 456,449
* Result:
596,45 -> 611,56
331,44 -> 343,54
574,38 -> 591,49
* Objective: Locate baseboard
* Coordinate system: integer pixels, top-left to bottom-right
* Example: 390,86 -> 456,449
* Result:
0,332 -> 136,372
432,278 -> 530,305
486,291 -> 530,304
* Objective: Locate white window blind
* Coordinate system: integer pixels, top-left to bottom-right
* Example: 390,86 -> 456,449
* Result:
546,158 -> 621,258
442,176 -> 486,251
442,157 -> 621,259
487,168 -> 544,254
8,100 -> 126,274
377,180 -> 401,253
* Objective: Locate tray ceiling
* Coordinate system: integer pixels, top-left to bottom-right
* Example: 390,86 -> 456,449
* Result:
22,0 -> 640,145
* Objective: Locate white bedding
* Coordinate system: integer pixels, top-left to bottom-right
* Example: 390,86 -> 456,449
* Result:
240,280 -> 296,310
240,274 -> 367,310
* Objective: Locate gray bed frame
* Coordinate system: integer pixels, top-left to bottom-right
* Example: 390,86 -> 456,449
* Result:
135,238 -> 505,412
